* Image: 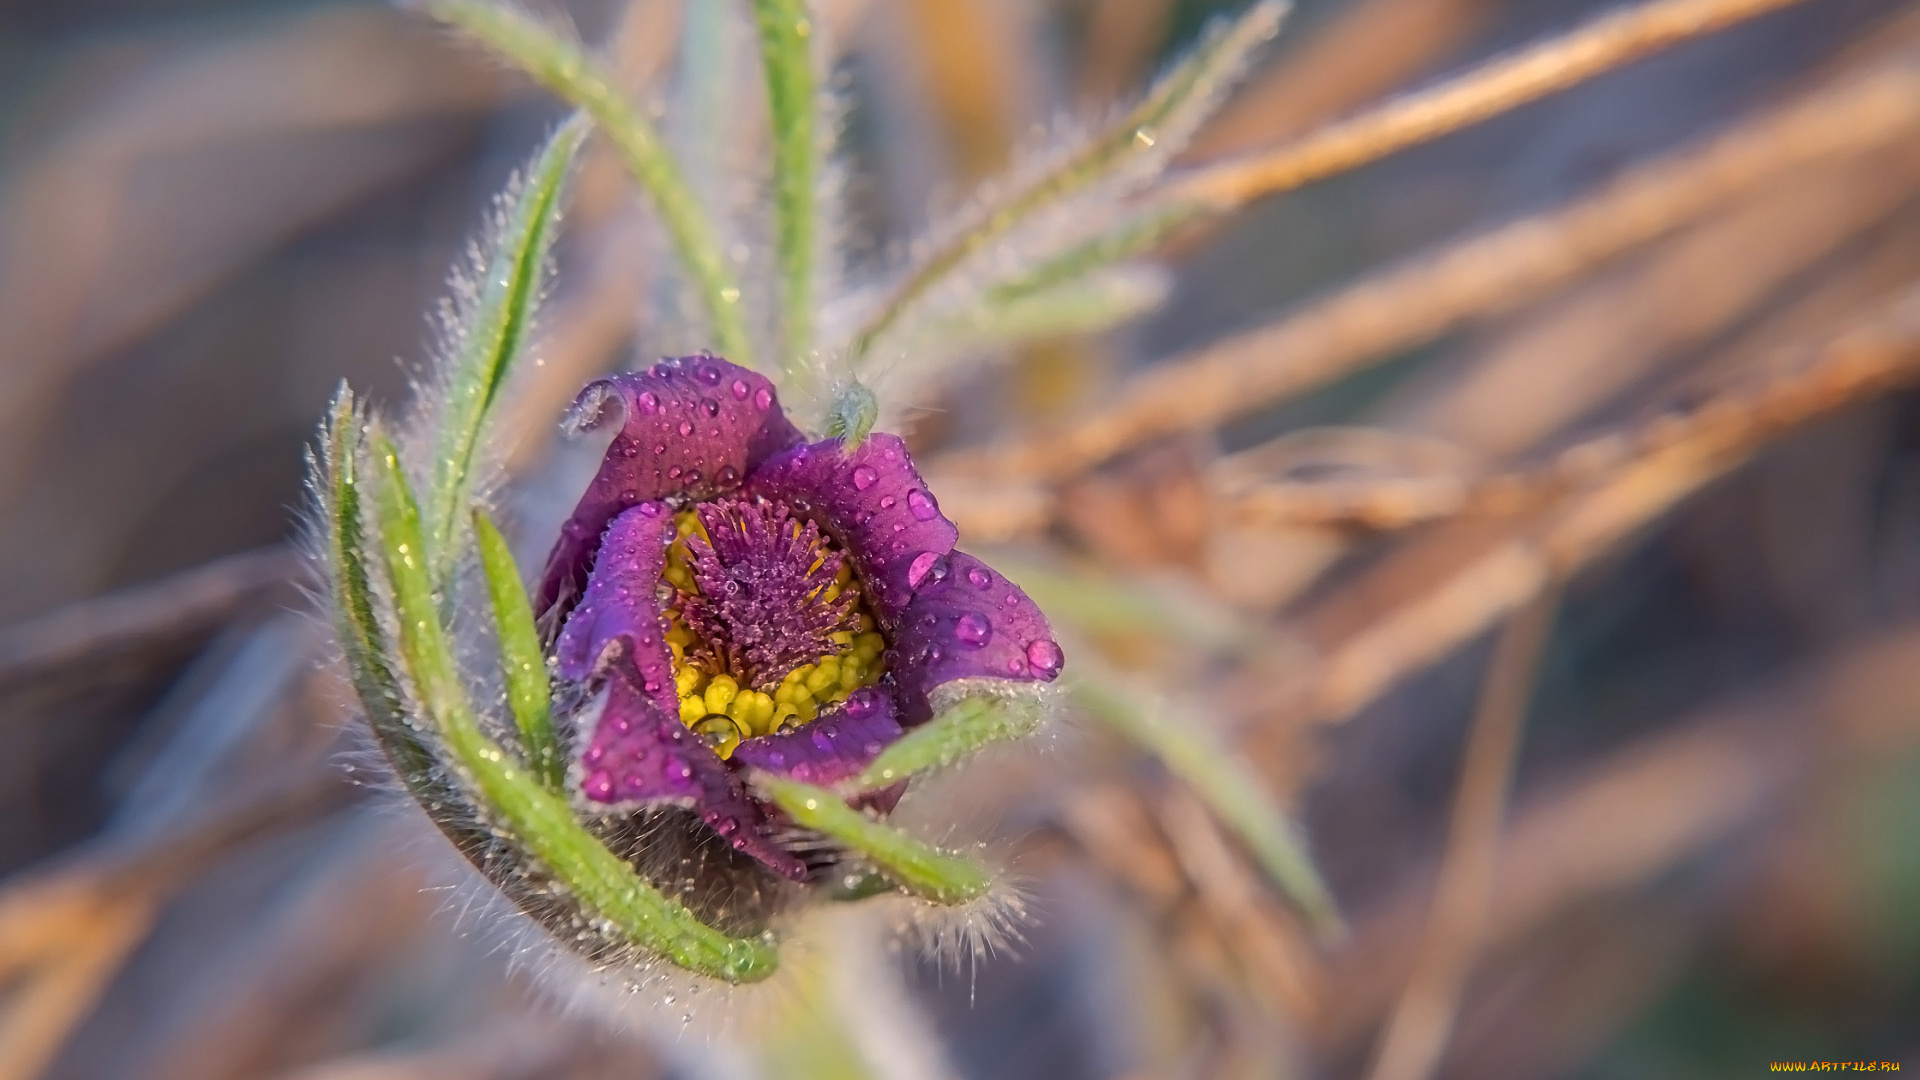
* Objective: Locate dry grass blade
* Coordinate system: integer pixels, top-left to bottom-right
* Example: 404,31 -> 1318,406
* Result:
0,884 -> 157,1080
1294,281 -> 1920,726
0,759 -> 350,1080
1165,0 -> 1816,208
0,546 -> 301,692
1315,624 -> 1920,1055
1363,589 -> 1558,1080
949,55 -> 1920,484
1222,270 -> 1920,530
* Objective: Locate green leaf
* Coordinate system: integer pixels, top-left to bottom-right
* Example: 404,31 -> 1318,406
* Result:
473,510 -> 562,791
750,0 -> 818,373
425,0 -> 754,367
1074,676 -> 1346,942
428,116 -> 586,585
371,435 -> 777,983
914,264 -> 1169,353
317,387 -> 434,790
854,694 -> 1042,791
987,200 -> 1204,303
847,0 -> 1284,363
756,775 -> 991,905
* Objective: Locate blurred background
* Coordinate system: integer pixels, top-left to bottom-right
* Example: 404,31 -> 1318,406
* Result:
2,0 -> 1918,1077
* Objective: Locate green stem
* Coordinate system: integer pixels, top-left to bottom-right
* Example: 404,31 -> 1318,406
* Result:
426,0 -> 753,367
845,0 -> 1283,364
1075,675 -> 1345,941
750,0 -> 818,375
756,775 -> 990,904
372,435 -> 777,982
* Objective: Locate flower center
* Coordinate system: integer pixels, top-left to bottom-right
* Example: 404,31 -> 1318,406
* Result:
661,498 -> 886,758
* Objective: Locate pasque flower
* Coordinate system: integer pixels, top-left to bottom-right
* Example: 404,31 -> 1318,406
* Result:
314,0 -> 1280,991
540,354 -> 1064,880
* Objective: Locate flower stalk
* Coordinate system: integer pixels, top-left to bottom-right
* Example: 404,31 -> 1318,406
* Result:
424,0 -> 754,368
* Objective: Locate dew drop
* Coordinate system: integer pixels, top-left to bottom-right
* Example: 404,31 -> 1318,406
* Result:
731,379 -> 750,400
851,465 -> 879,491
668,465 -> 683,479
880,495 -> 896,509
1026,638 -> 1064,676
698,364 -> 723,385
754,387 -> 773,411
906,489 -> 938,521
702,398 -> 721,417
678,421 -> 694,436
718,465 -> 739,484
956,613 -> 992,646
584,770 -> 614,799
638,392 -> 661,413
653,443 -> 667,454
967,566 -> 992,589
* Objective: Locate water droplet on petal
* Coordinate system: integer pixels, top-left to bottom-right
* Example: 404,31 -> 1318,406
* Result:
754,387 -> 773,411
909,553 -> 941,587
678,421 -> 694,436
731,379 -> 750,400
653,443 -> 667,454
698,364 -> 723,385
967,566 -> 992,588
956,613 -> 992,646
702,398 -> 721,417
667,466 -> 683,479
906,489 -> 938,521
718,465 -> 739,484
851,465 -> 879,491
1026,639 -> 1064,676
880,495 -> 896,509
584,770 -> 614,800
638,392 -> 661,413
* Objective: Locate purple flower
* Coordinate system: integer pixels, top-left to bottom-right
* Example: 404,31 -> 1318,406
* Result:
539,356 -> 1063,880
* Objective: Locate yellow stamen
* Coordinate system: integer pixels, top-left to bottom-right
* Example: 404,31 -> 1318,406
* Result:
660,506 -> 887,742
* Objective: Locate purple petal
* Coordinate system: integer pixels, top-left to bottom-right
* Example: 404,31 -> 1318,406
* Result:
743,435 -> 958,628
885,551 -> 1063,725
554,502 -> 679,717
575,678 -> 807,880
731,687 -> 904,788
537,357 -> 803,617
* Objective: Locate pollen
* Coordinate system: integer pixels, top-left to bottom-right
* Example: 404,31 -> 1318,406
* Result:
662,503 -> 886,757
